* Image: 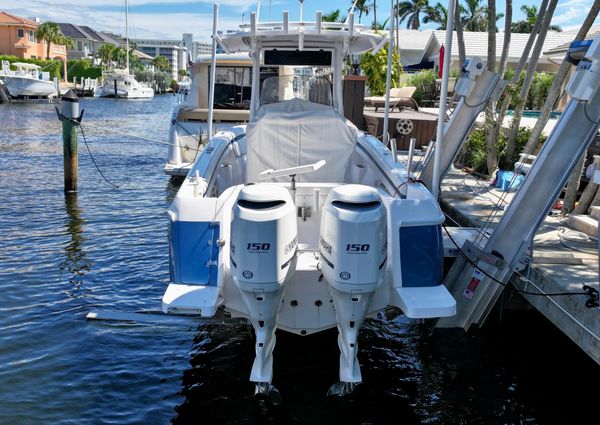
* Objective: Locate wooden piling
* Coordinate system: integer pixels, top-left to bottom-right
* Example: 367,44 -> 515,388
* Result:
114,79 -> 118,99
62,90 -> 79,192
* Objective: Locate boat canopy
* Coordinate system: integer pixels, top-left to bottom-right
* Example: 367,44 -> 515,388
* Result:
12,62 -> 41,70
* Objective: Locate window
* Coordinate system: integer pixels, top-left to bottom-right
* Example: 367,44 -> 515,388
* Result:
28,30 -> 36,43
17,28 -> 24,38
77,41 -> 83,51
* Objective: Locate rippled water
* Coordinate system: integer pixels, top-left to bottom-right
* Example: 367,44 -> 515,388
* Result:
0,96 -> 597,424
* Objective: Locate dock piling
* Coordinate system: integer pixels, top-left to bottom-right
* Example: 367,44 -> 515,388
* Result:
61,90 -> 80,192
114,79 -> 118,99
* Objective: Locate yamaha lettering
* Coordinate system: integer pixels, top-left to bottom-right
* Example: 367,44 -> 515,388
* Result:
319,236 -> 332,254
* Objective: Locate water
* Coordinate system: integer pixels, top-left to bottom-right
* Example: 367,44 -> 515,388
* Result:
0,96 -> 598,424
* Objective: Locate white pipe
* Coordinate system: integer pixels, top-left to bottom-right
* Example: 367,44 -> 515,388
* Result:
316,11 -> 322,34
431,0 -> 456,199
207,3 -> 219,140
283,11 -> 289,33
251,12 -> 256,35
348,12 -> 354,36
382,2 -> 394,147
407,137 -> 416,174
313,187 -> 320,211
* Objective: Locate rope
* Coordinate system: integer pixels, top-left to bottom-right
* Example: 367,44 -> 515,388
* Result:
77,124 -> 121,189
442,223 -> 599,306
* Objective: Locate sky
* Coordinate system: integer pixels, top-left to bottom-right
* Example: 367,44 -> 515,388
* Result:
0,1 -> 597,42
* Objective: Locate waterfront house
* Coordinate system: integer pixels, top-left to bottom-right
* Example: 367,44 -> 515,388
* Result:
397,29 -> 575,73
57,23 -> 121,60
0,11 -> 67,60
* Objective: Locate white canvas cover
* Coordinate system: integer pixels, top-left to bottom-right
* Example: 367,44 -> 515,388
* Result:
245,98 -> 357,183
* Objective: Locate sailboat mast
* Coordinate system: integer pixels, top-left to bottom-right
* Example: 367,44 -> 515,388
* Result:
125,0 -> 129,72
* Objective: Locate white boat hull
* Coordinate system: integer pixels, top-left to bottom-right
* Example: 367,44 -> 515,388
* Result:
1,76 -> 56,97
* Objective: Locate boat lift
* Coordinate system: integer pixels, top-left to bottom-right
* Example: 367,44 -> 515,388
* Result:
418,57 -> 506,188
438,36 -> 600,329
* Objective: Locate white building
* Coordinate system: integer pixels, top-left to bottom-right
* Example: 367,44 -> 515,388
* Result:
133,34 -> 211,80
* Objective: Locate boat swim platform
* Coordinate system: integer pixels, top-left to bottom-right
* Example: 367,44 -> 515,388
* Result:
363,107 -> 438,150
439,166 -> 600,365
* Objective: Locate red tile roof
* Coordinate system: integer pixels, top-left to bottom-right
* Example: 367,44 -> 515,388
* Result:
0,11 -> 39,27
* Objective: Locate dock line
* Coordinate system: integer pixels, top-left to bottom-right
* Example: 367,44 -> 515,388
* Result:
442,223 -> 599,306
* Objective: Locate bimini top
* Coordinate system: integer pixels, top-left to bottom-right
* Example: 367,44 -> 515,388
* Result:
218,12 -> 385,55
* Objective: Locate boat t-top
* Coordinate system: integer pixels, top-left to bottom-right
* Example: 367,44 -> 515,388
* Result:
161,6 -> 457,398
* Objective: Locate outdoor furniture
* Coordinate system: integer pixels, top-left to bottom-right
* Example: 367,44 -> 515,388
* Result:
364,86 -> 419,112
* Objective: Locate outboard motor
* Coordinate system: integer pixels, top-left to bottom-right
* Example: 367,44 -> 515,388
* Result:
230,183 -> 297,396
319,184 -> 386,394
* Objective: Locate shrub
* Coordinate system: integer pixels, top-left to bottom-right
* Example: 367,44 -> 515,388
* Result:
360,45 -> 401,95
407,69 -> 437,105
66,59 -> 102,82
461,126 -> 547,174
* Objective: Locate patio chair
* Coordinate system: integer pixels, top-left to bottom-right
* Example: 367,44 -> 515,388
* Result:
364,86 -> 419,112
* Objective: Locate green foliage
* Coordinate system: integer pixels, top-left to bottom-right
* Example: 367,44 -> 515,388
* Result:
500,69 -> 557,111
152,56 -> 171,72
461,126 -> 547,173
170,79 -> 179,91
66,59 -> 102,82
528,72 -> 555,110
0,55 -> 61,79
360,45 -> 401,96
406,69 -> 437,105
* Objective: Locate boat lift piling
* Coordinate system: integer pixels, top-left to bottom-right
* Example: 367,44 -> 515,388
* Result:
60,90 -> 80,192
0,81 -> 9,103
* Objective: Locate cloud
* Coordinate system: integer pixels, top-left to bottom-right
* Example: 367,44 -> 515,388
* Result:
556,0 -> 591,8
0,0 -> 250,40
552,6 -> 589,25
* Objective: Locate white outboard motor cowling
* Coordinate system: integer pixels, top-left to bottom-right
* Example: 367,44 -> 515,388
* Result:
231,184 -> 298,291
320,184 -> 387,293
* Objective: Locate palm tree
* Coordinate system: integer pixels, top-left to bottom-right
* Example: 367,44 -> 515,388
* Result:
511,5 -> 562,33
111,47 -> 127,68
423,2 -> 448,29
97,43 -> 115,66
152,55 -> 171,72
461,0 -> 487,31
35,22 -> 63,59
397,0 -> 429,30
351,0 -> 372,24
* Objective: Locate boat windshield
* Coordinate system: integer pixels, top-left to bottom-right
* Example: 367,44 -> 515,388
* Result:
260,67 -> 332,107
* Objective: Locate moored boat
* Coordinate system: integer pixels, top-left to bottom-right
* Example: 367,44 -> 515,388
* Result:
162,8 -> 456,397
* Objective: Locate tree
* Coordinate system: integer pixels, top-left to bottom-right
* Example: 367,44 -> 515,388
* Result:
97,43 -> 115,66
461,0 -> 487,31
322,9 -> 342,22
397,0 -> 429,30
423,2 -> 448,29
360,44 -> 401,96
35,22 -> 64,59
111,47 -> 127,67
511,5 -> 562,33
503,0 -> 559,170
351,0 -> 372,24
523,1 -> 600,157
152,55 -> 171,72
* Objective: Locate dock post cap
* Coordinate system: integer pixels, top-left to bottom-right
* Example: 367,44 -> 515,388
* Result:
62,89 -> 79,102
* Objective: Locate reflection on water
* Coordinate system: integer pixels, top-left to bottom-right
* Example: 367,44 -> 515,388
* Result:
59,192 -> 93,291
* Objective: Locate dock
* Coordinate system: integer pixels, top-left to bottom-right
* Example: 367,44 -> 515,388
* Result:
440,166 -> 600,365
